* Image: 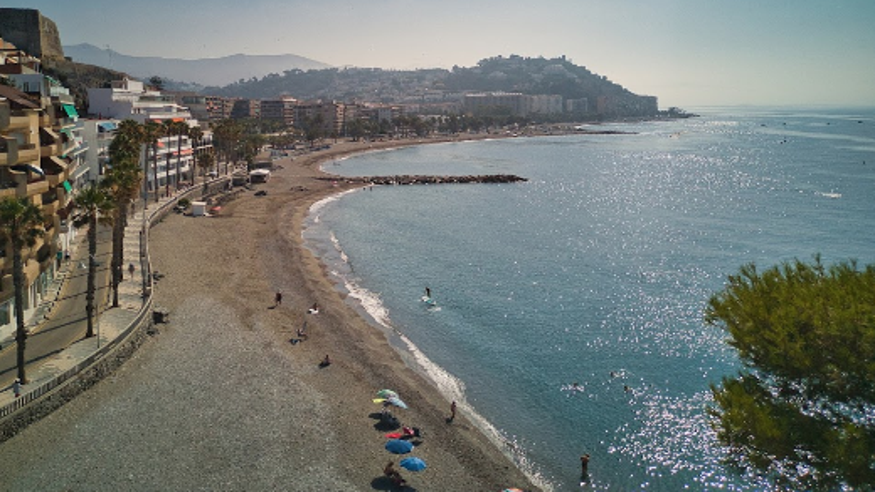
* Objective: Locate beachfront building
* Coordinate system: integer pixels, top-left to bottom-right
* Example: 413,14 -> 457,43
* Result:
462,92 -> 527,116
231,99 -> 260,120
206,95 -> 234,121
527,94 -> 564,115
80,119 -> 117,182
293,100 -> 345,137
1,45 -> 77,333
565,97 -> 589,114
175,93 -> 210,121
260,97 -> 296,127
87,78 -> 205,195
463,92 -> 567,117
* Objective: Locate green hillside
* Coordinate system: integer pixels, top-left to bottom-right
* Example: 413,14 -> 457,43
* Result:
209,55 -> 658,117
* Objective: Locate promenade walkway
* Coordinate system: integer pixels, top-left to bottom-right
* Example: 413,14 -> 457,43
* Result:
0,193 -> 176,409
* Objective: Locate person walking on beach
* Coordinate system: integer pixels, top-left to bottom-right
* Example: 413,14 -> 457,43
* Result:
128,263 -> 135,280
274,291 -> 282,307
449,400 -> 457,422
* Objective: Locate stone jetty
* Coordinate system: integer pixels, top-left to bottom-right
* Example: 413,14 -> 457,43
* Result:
319,174 -> 527,185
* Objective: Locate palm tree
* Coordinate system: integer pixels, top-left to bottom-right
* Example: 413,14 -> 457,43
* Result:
106,119 -> 145,306
212,119 -> 242,175
170,120 -> 188,191
199,149 -> 215,191
0,197 -> 46,383
143,120 -> 163,204
72,185 -> 115,338
188,126 -> 203,186
102,163 -> 141,307
161,120 -> 175,197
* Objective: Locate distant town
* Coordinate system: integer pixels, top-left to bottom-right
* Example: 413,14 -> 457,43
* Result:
0,7 -> 694,338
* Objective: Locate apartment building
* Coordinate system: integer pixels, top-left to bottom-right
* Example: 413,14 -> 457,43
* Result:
293,100 -> 344,137
1,45 -> 76,331
205,95 -> 234,120
260,97 -> 296,126
87,78 -> 201,195
462,92 -> 527,116
231,99 -> 260,120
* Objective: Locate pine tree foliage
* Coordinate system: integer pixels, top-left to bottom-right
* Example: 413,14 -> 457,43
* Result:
706,256 -> 875,490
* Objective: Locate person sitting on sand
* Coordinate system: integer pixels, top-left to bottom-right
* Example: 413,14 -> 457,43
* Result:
400,426 -> 421,439
308,303 -> 319,314
384,461 -> 406,487
319,354 -> 331,367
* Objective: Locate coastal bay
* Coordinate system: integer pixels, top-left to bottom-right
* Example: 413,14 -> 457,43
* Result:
0,136 -> 537,491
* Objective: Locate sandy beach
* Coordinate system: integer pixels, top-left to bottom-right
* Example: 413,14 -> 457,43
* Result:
0,135 -> 539,490
145,136 -> 539,490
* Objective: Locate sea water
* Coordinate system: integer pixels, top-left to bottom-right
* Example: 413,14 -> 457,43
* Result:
303,107 -> 875,490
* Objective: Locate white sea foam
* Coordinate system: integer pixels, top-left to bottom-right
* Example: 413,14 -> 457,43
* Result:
304,193 -> 552,491
817,191 -> 842,199
308,188 -> 358,215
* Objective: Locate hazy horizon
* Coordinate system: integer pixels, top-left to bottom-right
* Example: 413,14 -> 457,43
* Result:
6,1 -> 875,108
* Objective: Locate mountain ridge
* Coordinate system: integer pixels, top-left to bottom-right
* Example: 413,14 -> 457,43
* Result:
62,43 -> 331,87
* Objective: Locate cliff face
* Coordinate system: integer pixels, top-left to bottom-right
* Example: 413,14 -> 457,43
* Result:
0,8 -> 64,59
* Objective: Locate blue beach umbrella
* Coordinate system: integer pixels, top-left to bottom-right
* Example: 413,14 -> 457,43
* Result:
385,439 -> 414,454
386,396 -> 408,409
399,456 -> 427,472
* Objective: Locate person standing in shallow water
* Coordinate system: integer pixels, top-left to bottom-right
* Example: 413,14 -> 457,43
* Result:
580,454 -> 590,481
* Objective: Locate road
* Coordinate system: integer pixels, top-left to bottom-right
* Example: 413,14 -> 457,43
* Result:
0,226 -> 113,388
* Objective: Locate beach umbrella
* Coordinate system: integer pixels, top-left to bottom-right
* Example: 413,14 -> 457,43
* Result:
399,456 -> 427,472
377,389 -> 399,399
386,396 -> 408,409
385,439 -> 414,454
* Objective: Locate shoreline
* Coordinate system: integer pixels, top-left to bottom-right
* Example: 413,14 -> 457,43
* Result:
295,135 -> 549,488
153,134 -> 544,490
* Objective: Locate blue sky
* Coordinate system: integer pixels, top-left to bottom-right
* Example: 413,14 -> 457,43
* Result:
5,0 -> 875,108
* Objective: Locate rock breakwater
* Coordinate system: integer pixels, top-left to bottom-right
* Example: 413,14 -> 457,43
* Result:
320,174 -> 527,185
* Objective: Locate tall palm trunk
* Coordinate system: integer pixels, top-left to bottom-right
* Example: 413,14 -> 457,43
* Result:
110,202 -> 128,307
85,214 -> 97,338
176,127 -> 183,191
165,146 -> 172,198
191,134 -> 198,186
12,249 -> 28,382
152,142 -> 159,203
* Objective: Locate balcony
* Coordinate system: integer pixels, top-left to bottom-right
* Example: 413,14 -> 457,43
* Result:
42,156 -> 69,185
17,143 -> 39,163
42,197 -> 59,216
40,127 -> 62,158
26,177 -> 50,196
0,101 -> 8,128
0,136 -> 18,166
4,108 -> 35,131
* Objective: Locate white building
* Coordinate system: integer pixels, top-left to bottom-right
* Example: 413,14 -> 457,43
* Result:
87,78 -> 204,195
